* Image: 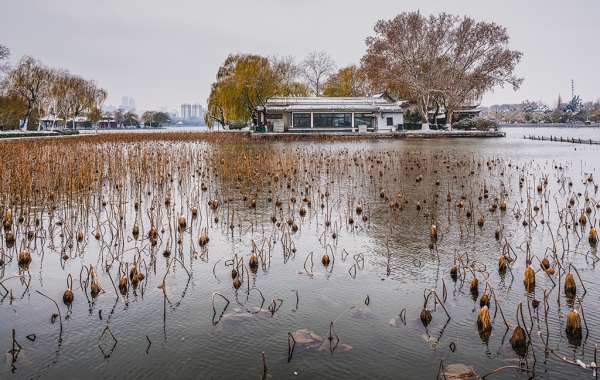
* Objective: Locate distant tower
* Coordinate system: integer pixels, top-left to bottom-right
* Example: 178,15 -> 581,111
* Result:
129,97 -> 136,110
571,79 -> 574,99
192,104 -> 203,118
181,104 -> 191,119
121,96 -> 129,108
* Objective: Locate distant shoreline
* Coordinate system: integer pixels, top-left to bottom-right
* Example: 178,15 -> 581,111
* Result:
501,122 -> 599,128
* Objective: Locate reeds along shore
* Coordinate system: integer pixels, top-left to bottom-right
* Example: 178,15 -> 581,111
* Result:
0,130 -> 599,377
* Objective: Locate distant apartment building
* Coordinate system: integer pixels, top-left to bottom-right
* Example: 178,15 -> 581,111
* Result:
160,106 -> 168,113
119,96 -> 135,111
181,104 -> 191,119
192,104 -> 203,118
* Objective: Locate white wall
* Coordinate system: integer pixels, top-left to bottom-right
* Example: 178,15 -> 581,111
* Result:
376,112 -> 404,133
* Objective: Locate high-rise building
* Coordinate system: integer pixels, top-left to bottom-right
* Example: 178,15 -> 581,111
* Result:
192,104 -> 203,118
161,106 -> 168,113
119,96 -> 135,111
181,104 -> 191,119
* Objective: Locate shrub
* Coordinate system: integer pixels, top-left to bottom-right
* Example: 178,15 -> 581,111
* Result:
475,118 -> 499,131
228,120 -> 248,130
452,117 -> 499,131
452,118 -> 477,130
404,109 -> 423,124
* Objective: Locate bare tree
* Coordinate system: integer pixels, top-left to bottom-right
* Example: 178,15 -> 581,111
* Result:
0,44 -> 10,76
113,108 -> 124,128
438,17 -> 523,126
300,51 -> 336,96
362,12 -> 523,126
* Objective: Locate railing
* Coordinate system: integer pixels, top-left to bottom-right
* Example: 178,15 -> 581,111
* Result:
524,135 -> 600,145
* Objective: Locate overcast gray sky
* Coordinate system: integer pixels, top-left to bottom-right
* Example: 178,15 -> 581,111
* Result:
1,0 -> 598,111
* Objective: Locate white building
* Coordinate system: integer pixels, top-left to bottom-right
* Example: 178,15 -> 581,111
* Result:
258,93 -> 405,133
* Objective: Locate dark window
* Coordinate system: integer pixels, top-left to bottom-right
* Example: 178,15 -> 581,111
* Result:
354,113 -> 372,128
387,117 -> 393,126
293,113 -> 311,127
334,113 -> 351,127
314,113 -> 351,127
313,113 -> 332,127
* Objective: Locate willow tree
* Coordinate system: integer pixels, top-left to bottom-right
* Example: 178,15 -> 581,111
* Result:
64,76 -> 107,129
362,12 -> 523,125
205,53 -> 309,128
5,56 -> 51,130
4,56 -> 107,130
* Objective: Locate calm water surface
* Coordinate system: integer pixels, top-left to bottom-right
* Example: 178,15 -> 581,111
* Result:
1,127 -> 599,379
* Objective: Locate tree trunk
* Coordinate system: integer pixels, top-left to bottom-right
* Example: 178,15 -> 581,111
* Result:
418,100 -> 428,130
446,109 -> 454,131
22,100 -> 33,131
22,114 -> 30,131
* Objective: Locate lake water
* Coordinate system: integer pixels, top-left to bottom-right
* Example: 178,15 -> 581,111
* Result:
1,126 -> 599,379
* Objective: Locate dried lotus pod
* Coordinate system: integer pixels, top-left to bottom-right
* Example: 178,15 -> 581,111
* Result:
564,273 -> 576,296
470,277 -> 479,294
477,306 -> 492,332
249,254 -> 259,268
479,293 -> 490,308
430,225 -> 437,239
509,326 -> 527,351
18,251 -> 32,268
450,265 -> 458,277
523,266 -> 535,290
565,310 -> 582,337
541,258 -> 550,270
498,256 -> 507,271
420,309 -> 432,326
233,278 -> 241,289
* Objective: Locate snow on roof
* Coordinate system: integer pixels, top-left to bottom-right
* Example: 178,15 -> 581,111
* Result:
281,104 -> 381,112
264,95 -> 405,113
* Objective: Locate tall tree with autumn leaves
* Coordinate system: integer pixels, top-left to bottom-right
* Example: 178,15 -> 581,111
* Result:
322,64 -> 372,97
